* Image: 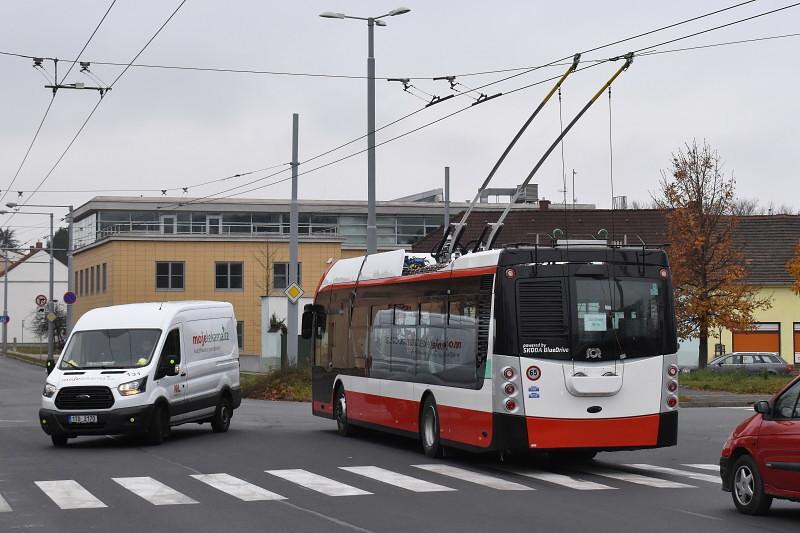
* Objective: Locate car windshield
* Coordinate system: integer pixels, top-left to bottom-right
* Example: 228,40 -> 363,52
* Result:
574,277 -> 665,358
59,329 -> 162,370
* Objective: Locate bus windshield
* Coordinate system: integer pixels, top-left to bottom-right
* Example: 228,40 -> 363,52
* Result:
574,277 -> 664,358
59,329 -> 162,370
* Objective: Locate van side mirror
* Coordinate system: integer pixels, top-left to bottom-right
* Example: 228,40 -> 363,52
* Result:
754,400 -> 771,415
155,357 -> 180,380
46,359 -> 55,375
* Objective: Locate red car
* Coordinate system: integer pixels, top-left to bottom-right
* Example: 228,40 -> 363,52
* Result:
720,373 -> 800,514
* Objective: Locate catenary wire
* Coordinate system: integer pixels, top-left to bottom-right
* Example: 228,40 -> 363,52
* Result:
59,0 -> 118,84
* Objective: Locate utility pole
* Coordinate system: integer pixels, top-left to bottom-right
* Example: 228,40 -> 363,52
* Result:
366,18 -> 377,255
47,212 -> 55,371
444,166 -> 450,234
2,252 -> 8,356
287,113 -> 299,368
66,205 -> 74,334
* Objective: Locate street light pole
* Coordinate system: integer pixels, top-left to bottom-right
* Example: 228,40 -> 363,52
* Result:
319,7 -> 411,255
47,212 -> 54,369
65,205 -> 74,334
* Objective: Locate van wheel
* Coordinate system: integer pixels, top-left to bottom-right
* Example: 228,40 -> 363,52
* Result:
334,386 -> 353,436
732,455 -> 773,515
146,405 -> 169,445
51,434 -> 68,447
211,397 -> 232,433
420,397 -> 443,458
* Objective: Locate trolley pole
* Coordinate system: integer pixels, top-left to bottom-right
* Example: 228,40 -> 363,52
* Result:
2,252 -> 8,357
287,113 -> 299,368
444,166 -> 450,234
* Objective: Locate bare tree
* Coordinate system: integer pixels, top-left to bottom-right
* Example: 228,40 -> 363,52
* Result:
254,241 -> 279,296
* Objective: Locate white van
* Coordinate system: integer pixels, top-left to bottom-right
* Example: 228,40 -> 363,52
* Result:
39,301 -> 241,447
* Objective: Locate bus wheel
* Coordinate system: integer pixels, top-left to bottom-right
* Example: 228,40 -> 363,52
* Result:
334,386 -> 353,436
420,397 -> 443,458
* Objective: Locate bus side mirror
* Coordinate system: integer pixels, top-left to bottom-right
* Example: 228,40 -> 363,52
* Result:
301,310 -> 313,339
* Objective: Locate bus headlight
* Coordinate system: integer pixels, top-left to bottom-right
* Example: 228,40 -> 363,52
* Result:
118,377 -> 147,396
43,382 -> 57,398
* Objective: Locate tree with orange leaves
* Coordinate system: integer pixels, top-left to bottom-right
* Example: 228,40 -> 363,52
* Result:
788,241 -> 800,295
656,140 -> 771,368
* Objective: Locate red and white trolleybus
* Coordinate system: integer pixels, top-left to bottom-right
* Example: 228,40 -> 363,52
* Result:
304,243 -> 679,458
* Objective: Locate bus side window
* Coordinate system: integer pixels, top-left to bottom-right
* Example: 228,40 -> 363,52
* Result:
391,303 -> 417,376
370,305 -> 392,377
445,296 -> 479,386
349,303 -> 369,373
329,293 -> 349,370
418,300 -> 446,378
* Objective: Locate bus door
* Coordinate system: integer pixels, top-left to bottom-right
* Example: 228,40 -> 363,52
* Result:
311,291 -> 332,408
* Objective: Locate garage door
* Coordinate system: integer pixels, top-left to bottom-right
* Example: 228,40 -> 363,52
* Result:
794,323 -> 800,364
733,323 -> 780,353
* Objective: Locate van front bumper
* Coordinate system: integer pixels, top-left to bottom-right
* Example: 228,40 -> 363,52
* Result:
39,405 -> 154,437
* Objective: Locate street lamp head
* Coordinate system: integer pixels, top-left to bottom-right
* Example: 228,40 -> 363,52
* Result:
0,210 -> 8,215
388,7 -> 411,16
319,11 -> 346,19
375,19 -> 387,26
5,203 -> 17,208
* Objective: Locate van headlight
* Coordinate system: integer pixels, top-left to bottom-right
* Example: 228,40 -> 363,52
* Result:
118,377 -> 147,396
43,382 -> 57,398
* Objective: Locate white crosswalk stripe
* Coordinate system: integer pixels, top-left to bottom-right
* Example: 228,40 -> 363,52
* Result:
113,477 -> 198,505
509,469 -> 615,490
412,464 -> 533,490
340,466 -> 455,492
0,493 -> 12,512
191,473 -> 286,501
682,464 -> 720,472
266,469 -> 371,496
625,464 -> 721,484
35,480 -> 107,509
582,467 -> 695,488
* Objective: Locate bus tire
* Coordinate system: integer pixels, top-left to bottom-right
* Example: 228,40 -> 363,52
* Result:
420,397 -> 443,458
334,386 -> 353,436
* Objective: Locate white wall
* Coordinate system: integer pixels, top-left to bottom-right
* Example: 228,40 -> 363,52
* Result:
260,295 -> 313,357
0,250 -> 68,344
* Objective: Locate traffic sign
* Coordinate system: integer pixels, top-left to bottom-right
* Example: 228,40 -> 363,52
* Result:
0,315 -> 9,324
35,294 -> 48,307
63,291 -> 77,305
47,312 -> 57,322
284,283 -> 305,304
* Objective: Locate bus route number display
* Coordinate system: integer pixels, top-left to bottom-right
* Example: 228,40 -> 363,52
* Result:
526,366 -> 541,381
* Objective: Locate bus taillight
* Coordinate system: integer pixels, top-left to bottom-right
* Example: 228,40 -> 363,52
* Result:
667,380 -> 678,393
666,364 -> 679,378
504,383 -> 516,396
505,399 -> 517,412
666,396 -> 678,409
502,367 -> 515,380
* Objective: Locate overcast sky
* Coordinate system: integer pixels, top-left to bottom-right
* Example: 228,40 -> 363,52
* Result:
1,0 -> 799,245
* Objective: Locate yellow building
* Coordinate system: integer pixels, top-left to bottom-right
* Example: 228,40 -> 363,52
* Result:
72,236 -> 343,355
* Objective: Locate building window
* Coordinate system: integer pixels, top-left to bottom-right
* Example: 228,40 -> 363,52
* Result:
90,266 -> 95,294
273,262 -> 301,290
215,262 -> 243,290
156,261 -> 184,290
236,320 -> 244,350
76,271 -> 81,296
102,263 -> 107,293
95,265 -> 101,293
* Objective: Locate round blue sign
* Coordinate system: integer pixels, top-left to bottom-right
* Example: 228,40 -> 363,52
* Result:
0,315 -> 9,324
63,291 -> 77,305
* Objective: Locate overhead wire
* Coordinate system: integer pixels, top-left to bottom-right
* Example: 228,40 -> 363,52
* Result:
59,0 -> 118,84
3,0 -> 189,226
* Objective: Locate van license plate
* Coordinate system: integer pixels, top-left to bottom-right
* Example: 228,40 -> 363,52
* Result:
67,415 -> 98,424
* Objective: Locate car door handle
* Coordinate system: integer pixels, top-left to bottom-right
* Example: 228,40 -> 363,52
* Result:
180,373 -> 187,377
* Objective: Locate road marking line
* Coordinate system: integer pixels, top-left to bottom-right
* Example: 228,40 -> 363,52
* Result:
112,477 -> 197,505
340,466 -> 455,492
509,469 -> 615,490
190,473 -> 286,501
266,469 -> 371,496
0,493 -> 11,512
412,464 -> 533,490
682,464 -> 719,472
624,464 -> 721,484
582,467 -> 695,488
35,480 -> 107,509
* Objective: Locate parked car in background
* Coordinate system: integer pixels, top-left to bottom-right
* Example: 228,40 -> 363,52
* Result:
707,352 -> 792,374
720,373 -> 800,514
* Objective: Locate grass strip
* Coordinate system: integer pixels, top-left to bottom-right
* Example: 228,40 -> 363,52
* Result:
241,368 -> 311,402
680,370 -> 793,395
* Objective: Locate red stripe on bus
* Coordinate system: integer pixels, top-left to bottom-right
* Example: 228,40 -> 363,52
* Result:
346,391 -> 420,433
438,404 -> 493,448
526,414 -> 660,449
318,265 -> 496,294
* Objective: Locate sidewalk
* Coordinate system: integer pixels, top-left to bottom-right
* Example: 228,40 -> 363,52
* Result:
680,386 -> 770,408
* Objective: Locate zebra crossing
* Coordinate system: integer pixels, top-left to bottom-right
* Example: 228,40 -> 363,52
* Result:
0,462 -> 720,513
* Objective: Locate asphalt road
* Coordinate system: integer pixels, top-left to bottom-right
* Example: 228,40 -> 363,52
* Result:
1,355 -> 797,533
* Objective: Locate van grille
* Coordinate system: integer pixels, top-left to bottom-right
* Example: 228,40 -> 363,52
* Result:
517,278 -> 569,343
55,386 -> 115,410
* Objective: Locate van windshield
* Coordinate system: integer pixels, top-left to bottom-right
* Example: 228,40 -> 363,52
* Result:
59,329 -> 162,370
